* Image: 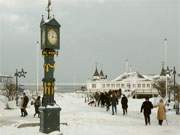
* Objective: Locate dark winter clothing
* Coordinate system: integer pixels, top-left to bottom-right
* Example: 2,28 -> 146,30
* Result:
98,93 -> 106,107
23,95 -> 29,108
144,113 -> 151,125
121,95 -> 128,115
159,120 -> 163,125
105,93 -> 111,111
111,93 -> 118,115
141,99 -> 153,125
34,96 -> 41,118
22,94 -> 29,117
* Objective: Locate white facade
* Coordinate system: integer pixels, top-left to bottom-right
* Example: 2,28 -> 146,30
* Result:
86,72 -> 159,97
0,75 -> 13,90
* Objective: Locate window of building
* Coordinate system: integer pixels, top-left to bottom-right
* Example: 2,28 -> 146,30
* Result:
116,84 -> 120,88
106,84 -> 110,88
127,83 -> 131,88
142,84 -> 145,88
147,84 -> 150,88
0,77 -> 2,83
92,84 -> 96,88
138,84 -> 141,88
111,84 -> 115,88
121,84 -> 124,88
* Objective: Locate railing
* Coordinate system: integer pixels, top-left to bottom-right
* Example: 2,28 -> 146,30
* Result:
131,89 -> 158,97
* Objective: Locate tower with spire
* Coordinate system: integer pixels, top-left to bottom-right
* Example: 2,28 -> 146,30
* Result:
92,66 -> 100,80
92,66 -> 107,81
99,69 -> 107,79
160,62 -> 166,76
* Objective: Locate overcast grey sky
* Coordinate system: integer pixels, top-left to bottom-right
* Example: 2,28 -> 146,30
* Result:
0,0 -> 179,83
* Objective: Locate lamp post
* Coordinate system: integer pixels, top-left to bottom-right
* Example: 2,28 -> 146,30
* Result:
14,68 -> 27,106
178,90 -> 180,115
36,41 -> 39,96
177,73 -> 180,114
172,67 -> 176,101
163,38 -> 169,101
165,66 -> 170,102
165,66 -> 175,103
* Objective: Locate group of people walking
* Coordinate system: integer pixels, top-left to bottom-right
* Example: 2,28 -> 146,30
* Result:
141,97 -> 166,126
19,93 -> 41,118
110,93 -> 128,116
88,90 -> 128,116
88,91 -> 167,126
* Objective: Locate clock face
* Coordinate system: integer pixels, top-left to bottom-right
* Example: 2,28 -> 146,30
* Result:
47,29 -> 58,45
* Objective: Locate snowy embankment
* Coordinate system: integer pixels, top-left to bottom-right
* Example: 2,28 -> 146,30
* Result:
0,93 -> 180,135
0,95 -> 8,110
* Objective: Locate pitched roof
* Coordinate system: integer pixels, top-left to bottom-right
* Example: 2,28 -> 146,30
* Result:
113,72 -> 151,81
99,70 -> 104,77
42,18 -> 61,27
93,67 -> 99,76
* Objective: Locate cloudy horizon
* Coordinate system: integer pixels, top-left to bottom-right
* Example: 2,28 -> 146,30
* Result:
0,0 -> 179,84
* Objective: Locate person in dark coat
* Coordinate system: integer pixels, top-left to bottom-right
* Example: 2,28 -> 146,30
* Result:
22,93 -> 29,117
140,97 -> 153,125
121,95 -> 128,115
98,93 -> 105,107
34,96 -> 41,118
111,92 -> 118,115
104,92 -> 111,111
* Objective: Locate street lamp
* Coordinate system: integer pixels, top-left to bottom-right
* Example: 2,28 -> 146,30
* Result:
36,41 -> 40,96
165,66 -> 175,103
165,66 -> 170,102
177,73 -> 180,114
14,68 -> 27,106
172,67 -> 176,101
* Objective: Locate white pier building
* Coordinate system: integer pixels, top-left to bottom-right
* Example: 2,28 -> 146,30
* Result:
86,67 -> 159,98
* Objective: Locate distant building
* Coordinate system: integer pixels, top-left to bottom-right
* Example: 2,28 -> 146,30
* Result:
86,68 -> 160,98
0,75 -> 13,90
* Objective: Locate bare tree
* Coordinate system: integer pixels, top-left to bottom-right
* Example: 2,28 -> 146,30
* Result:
153,77 -> 175,98
153,80 -> 166,97
3,81 -> 16,101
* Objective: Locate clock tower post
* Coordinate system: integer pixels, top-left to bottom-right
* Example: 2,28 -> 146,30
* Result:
39,0 -> 61,133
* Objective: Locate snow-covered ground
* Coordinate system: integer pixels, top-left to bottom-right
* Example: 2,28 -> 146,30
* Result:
0,93 -> 180,135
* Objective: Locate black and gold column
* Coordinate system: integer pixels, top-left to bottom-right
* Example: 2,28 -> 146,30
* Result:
42,49 -> 57,106
39,0 -> 61,134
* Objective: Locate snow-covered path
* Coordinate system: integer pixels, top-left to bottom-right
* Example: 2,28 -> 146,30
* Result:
0,93 -> 180,135
58,93 -> 180,135
0,108 -> 39,127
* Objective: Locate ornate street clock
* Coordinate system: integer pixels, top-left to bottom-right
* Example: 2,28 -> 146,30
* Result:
39,0 -> 62,134
41,18 -> 61,50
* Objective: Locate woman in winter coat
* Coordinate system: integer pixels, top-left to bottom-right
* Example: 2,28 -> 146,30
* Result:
157,99 -> 166,125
